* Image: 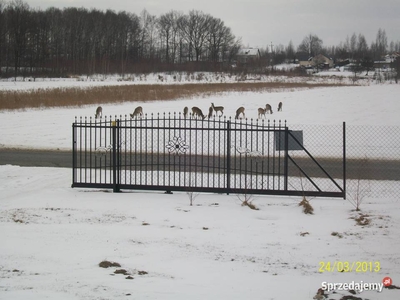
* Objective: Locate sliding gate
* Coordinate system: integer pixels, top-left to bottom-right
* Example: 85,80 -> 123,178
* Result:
72,114 -> 345,198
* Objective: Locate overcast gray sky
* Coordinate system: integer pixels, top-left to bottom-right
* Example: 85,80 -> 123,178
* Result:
24,0 -> 400,49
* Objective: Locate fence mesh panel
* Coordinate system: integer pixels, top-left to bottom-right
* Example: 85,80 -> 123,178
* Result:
288,123 -> 400,198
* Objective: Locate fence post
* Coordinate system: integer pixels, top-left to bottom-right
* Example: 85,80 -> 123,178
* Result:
226,120 -> 231,195
71,119 -> 77,187
284,124 -> 289,191
343,121 -> 346,199
112,119 -> 120,193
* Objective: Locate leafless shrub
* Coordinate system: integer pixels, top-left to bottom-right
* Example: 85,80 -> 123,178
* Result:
347,157 -> 371,211
236,179 -> 259,210
186,175 -> 200,206
299,196 -> 314,214
292,172 -> 314,214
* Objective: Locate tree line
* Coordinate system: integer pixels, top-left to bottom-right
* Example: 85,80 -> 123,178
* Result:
1,0 -> 399,78
268,29 -> 399,66
0,0 -> 241,78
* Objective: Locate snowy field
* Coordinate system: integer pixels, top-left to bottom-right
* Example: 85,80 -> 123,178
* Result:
0,74 -> 400,299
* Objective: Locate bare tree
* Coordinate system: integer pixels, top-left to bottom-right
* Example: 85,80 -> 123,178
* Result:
0,0 -> 8,77
349,32 -> 357,60
298,33 -> 323,57
356,33 -> 369,59
375,28 -> 388,59
7,0 -> 31,79
178,10 -> 211,62
139,9 -> 157,62
286,40 -> 295,63
158,11 -> 181,65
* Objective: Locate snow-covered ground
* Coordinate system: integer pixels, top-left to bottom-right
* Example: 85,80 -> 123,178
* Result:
0,71 -> 367,92
0,75 -> 399,299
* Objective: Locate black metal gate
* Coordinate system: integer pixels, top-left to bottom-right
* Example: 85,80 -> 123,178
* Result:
72,114 -> 345,198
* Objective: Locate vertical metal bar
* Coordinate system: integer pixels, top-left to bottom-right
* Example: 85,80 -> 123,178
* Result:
94,117 -> 98,184
98,117 -> 102,184
145,114 -> 148,185
226,120 -> 231,195
194,115 -> 198,188
112,120 -> 118,192
173,112 -> 177,187
284,123 -> 289,191
123,116 -> 127,186
176,113 -> 179,187
72,119 -> 77,187
89,117 -> 92,184
272,120 -> 276,190
218,117 -> 222,189
277,120 -> 282,190
188,114 -> 192,188
244,120 -> 248,191
214,118 -> 218,188
267,119 -> 270,189
84,117 -> 87,183
343,121 -> 346,199
163,113 -> 166,187
207,119 -> 214,187
201,116 -> 204,188
261,119 -> 265,189
118,119 -> 121,189
134,116 -> 138,185
167,113 -> 171,188
130,115 -> 133,185
139,115 -> 143,185
157,113 -> 160,186
151,113 -> 154,186
79,117 -> 83,184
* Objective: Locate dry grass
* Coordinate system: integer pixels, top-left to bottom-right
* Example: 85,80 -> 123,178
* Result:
331,231 -> 343,238
241,200 -> 259,210
98,260 -> 121,268
0,82 -> 348,111
299,197 -> 314,214
354,214 -> 371,226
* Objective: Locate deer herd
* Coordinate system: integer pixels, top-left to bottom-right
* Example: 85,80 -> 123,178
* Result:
94,101 -> 283,120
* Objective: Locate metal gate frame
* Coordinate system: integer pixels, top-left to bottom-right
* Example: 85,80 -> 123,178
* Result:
72,115 -> 345,198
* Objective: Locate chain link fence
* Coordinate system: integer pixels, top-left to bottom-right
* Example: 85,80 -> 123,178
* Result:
288,123 -> 400,198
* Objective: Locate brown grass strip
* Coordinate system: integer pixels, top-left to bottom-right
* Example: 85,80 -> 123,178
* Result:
0,82 -> 348,111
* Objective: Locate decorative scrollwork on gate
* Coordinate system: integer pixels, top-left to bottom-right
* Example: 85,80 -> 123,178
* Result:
232,145 -> 262,161
166,136 -> 189,155
95,145 -> 112,157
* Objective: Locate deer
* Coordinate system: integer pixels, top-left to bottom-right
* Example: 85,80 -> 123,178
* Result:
191,106 -> 206,120
265,104 -> 273,114
258,103 -> 274,118
130,106 -> 143,119
235,107 -> 245,119
208,106 -> 213,118
277,101 -> 283,112
95,106 -> 102,118
258,107 -> 267,119
183,106 -> 189,118
211,102 -> 224,116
